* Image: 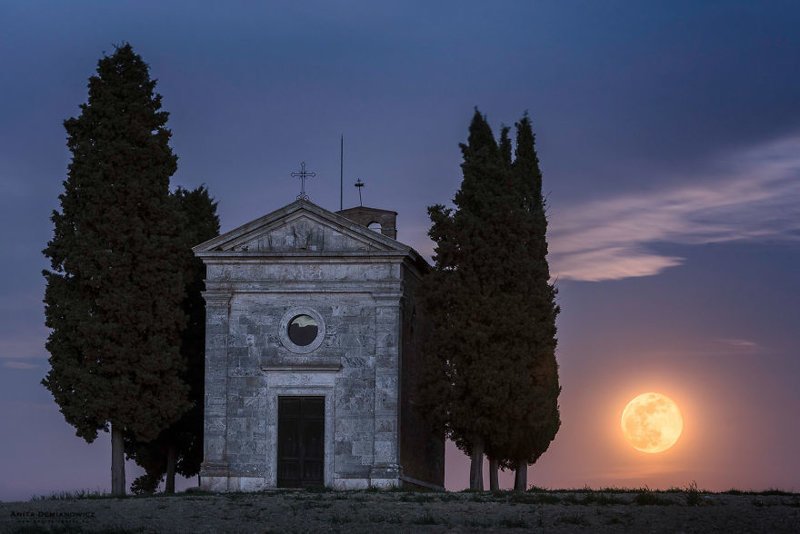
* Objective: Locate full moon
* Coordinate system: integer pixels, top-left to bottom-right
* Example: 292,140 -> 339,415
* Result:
621,392 -> 683,453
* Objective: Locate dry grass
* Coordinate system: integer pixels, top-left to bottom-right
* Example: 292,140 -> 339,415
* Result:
9,485 -> 798,533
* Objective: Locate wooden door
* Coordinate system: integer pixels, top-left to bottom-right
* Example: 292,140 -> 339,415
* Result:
277,396 -> 325,488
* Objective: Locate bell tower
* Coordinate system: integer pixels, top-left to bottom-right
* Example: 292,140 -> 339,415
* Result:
337,206 -> 398,239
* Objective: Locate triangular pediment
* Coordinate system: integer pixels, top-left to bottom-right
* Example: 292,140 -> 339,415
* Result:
193,200 -> 411,256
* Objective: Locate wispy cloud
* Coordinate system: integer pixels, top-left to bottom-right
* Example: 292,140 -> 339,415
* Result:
0,338 -> 47,360
3,361 -> 41,370
549,135 -> 800,281
717,338 -> 759,350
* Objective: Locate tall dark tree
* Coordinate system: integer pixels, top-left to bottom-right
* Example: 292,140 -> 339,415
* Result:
125,186 -> 220,494
418,110 -> 507,490
488,124 -> 513,492
503,114 -> 560,491
42,44 -> 190,496
417,110 -> 560,491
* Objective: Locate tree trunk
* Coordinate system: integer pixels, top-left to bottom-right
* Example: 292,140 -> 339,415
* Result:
489,457 -> 499,491
469,438 -> 484,491
165,443 -> 177,494
514,460 -> 527,492
111,423 -> 126,496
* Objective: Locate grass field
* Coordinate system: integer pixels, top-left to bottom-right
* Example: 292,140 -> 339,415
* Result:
3,485 -> 798,533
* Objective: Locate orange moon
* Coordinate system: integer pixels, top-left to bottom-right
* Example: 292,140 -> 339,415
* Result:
621,392 -> 683,453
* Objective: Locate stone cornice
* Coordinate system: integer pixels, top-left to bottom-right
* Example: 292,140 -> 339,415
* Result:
261,364 -> 342,372
204,280 -> 403,294
196,250 -> 412,261
202,291 -> 232,308
373,292 -> 404,305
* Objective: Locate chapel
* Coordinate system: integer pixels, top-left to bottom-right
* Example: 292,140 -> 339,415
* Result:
193,199 -> 444,490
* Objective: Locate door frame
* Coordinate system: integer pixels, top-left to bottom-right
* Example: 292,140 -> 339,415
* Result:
276,395 -> 326,488
265,384 -> 334,488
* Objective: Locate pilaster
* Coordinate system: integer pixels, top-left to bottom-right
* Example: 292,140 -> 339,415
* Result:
200,291 -> 232,479
371,292 -> 402,474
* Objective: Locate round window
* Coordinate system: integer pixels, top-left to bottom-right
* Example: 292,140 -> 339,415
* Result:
279,307 -> 325,354
287,314 -> 318,347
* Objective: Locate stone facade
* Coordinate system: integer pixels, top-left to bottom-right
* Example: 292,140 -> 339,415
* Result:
193,200 -> 444,491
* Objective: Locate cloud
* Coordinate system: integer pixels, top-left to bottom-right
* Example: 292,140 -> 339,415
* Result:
0,338 -> 48,360
549,135 -> 800,282
3,361 -> 40,370
717,338 -> 758,349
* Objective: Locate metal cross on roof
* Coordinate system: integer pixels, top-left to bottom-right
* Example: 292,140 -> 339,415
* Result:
291,161 -> 317,200
354,178 -> 364,206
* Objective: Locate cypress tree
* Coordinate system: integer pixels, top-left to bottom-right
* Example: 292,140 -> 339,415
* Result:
417,110 -> 560,491
42,44 -> 190,496
487,124 -> 512,492
418,109 -> 507,490
505,114 -> 560,490
126,186 -> 220,494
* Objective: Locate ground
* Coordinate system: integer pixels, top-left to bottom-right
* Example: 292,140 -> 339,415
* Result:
1,488 -> 798,533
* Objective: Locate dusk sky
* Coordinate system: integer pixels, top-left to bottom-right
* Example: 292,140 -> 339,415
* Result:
2,1 -> 799,501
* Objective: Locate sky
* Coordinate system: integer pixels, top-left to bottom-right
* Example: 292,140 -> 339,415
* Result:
1,1 -> 799,501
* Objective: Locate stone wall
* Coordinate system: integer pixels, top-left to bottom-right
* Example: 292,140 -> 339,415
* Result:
200,257 -> 406,490
399,265 -> 445,488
